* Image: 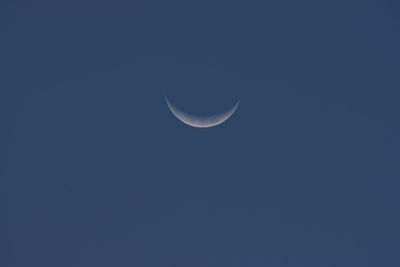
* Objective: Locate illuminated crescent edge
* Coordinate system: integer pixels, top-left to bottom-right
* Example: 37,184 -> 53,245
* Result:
165,96 -> 240,128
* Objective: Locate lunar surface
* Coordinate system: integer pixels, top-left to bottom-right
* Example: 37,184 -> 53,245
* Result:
165,96 -> 239,128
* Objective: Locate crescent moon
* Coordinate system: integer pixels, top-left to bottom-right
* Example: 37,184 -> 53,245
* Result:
165,96 -> 240,128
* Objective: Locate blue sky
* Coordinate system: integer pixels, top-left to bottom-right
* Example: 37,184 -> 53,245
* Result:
1,0 -> 400,266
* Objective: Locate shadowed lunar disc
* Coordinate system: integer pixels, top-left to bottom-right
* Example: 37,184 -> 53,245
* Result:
165,96 -> 239,128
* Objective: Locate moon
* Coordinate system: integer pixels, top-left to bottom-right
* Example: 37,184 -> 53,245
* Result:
165,96 -> 240,128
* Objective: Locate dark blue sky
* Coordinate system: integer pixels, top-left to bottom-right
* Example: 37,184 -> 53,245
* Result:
1,0 -> 400,266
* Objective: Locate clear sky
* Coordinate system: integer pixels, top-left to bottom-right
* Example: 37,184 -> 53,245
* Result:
1,0 -> 400,266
